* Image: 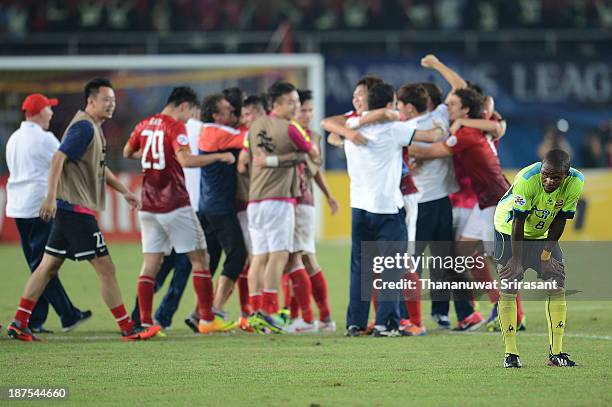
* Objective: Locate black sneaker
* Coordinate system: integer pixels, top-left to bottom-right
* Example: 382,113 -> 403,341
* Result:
30,326 -> 54,334
431,314 -> 451,330
184,312 -> 199,333
62,310 -> 93,333
373,327 -> 401,337
548,352 -> 576,367
344,325 -> 363,337
504,353 -> 522,368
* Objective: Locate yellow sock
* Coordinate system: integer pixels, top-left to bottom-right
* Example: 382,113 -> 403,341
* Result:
498,292 -> 518,355
545,291 -> 566,355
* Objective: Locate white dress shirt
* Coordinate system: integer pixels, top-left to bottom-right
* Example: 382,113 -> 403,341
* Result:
5,121 -> 60,218
344,120 -> 416,214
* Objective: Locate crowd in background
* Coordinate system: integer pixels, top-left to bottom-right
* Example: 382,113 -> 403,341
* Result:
537,121 -> 612,168
1,0 -> 612,37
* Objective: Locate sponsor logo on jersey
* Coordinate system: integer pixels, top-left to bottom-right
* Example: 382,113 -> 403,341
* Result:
514,194 -> 526,207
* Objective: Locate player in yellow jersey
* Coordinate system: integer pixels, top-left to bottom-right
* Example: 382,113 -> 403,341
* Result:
493,149 -> 584,368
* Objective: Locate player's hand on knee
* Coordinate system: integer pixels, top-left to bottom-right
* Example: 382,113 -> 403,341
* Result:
499,259 -> 524,282
542,257 -> 565,288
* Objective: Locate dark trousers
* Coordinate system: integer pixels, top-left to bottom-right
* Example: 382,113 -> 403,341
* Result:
346,208 -> 407,330
414,197 -> 473,321
15,217 -> 81,328
199,213 -> 247,282
131,250 -> 192,327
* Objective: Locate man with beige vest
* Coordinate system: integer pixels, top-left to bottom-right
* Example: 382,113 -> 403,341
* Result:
7,78 -> 159,342
240,82 -> 320,333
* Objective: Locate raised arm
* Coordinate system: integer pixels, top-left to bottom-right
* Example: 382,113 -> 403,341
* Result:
421,54 -> 468,91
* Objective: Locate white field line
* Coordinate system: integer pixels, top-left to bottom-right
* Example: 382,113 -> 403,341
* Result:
10,331 -> 612,342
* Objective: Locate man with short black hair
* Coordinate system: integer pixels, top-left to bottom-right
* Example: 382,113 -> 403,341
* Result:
344,82 -> 417,337
6,93 -> 91,334
124,86 -> 236,334
241,81 -> 320,333
197,91 -> 249,319
8,78 -> 157,342
493,149 -> 583,368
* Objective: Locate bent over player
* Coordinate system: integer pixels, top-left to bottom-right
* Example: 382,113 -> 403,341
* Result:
493,149 -> 584,368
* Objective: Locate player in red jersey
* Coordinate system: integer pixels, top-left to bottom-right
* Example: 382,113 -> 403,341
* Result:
409,87 -> 511,330
123,87 -> 236,334
421,54 -> 525,331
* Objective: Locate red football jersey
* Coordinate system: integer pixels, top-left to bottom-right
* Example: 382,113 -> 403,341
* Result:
128,113 -> 191,213
446,126 -> 509,209
400,147 -> 418,196
449,156 -> 478,209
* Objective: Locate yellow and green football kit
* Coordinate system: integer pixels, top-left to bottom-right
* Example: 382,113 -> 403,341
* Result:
493,162 -> 584,360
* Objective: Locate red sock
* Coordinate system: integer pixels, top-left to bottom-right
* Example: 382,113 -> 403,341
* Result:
290,296 -> 299,319
371,290 -> 378,312
471,256 -> 500,303
516,292 -> 524,325
289,268 -> 313,323
111,304 -> 135,332
137,275 -> 155,325
310,270 -> 331,321
15,297 -> 36,329
281,273 -> 291,308
262,290 -> 279,315
249,292 -> 262,313
404,272 -> 421,326
238,266 -> 251,316
192,270 -> 214,322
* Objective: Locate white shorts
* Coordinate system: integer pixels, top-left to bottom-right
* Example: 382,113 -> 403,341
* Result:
461,205 -> 495,243
247,200 -> 295,255
452,206 -> 474,241
237,210 -> 252,254
139,206 -> 207,255
403,194 -> 419,255
293,204 -> 316,254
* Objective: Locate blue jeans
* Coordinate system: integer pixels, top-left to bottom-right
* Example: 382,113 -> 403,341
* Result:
131,250 -> 192,327
346,208 -> 407,330
15,217 -> 82,329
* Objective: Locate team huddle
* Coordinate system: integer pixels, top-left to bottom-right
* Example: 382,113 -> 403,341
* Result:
5,53 -> 584,368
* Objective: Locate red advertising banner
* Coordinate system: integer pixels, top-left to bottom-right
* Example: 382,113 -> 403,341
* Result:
0,173 -> 143,242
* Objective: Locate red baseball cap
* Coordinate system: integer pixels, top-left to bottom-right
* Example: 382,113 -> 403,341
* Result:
22,93 -> 59,116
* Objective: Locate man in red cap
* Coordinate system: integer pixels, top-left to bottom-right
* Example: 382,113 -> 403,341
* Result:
5,93 -> 92,334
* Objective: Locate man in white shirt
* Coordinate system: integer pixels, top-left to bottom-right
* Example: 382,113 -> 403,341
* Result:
344,83 -> 416,337
5,93 -> 91,333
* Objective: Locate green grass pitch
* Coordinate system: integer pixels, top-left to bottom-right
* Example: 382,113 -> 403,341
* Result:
1,242 -> 611,406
